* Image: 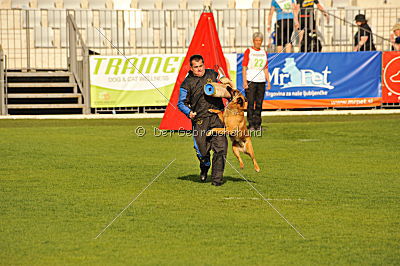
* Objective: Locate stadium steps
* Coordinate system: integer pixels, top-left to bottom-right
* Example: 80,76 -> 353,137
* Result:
7,82 -> 77,88
7,93 -> 81,99
5,71 -> 85,114
7,104 -> 84,109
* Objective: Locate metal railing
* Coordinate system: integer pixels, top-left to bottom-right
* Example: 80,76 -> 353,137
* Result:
0,8 -> 68,70
0,45 -> 5,115
315,7 -> 396,52
0,7 -> 399,70
67,14 -> 90,114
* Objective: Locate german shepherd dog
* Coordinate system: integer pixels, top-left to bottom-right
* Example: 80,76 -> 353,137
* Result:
207,89 -> 260,172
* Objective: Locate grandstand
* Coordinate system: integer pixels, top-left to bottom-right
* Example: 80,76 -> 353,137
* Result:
0,0 -> 399,115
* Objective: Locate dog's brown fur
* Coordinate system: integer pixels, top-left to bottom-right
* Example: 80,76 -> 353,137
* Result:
207,89 -> 260,172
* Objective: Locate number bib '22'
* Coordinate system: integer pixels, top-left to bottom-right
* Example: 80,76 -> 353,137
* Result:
246,48 -> 268,83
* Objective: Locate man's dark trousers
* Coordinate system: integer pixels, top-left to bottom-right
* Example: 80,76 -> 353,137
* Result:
192,115 -> 227,184
246,81 -> 266,128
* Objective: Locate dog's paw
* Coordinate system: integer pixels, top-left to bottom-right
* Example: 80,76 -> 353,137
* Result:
254,166 -> 260,172
208,109 -> 220,114
240,162 -> 244,169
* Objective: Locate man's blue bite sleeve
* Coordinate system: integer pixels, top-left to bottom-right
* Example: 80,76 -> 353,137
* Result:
177,87 -> 191,117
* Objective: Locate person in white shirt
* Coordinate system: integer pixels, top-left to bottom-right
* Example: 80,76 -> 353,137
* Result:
390,23 -> 400,51
242,32 -> 271,131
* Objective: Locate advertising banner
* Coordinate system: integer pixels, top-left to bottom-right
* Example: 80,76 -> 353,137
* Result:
90,54 -> 237,108
90,54 -> 185,107
382,51 -> 400,103
237,52 -> 382,109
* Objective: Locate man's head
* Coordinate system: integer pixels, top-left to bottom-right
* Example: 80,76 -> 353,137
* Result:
252,32 -> 263,49
190,54 -> 205,77
355,14 -> 367,26
392,24 -> 400,37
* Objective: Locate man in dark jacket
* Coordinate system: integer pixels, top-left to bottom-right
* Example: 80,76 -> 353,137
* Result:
353,14 -> 376,51
177,54 -> 228,186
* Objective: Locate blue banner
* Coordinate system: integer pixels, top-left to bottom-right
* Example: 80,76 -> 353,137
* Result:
237,52 -> 382,108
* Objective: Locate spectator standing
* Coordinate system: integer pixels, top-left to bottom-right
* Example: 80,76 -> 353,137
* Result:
296,0 -> 329,52
267,0 -> 300,53
353,14 -> 376,52
242,32 -> 271,131
390,23 -> 400,51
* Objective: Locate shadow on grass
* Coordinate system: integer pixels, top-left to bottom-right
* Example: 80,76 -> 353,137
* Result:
177,174 -> 256,184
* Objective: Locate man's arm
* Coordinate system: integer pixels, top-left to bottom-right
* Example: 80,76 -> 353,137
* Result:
264,68 -> 271,91
177,87 -> 192,118
354,36 -> 369,51
267,6 -> 275,33
354,28 -> 370,51
265,70 -> 271,90
264,53 -> 270,90
316,3 -> 329,23
295,2 -> 300,13
292,2 -> 299,29
242,48 -> 250,89
243,67 -> 248,89
390,33 -> 395,44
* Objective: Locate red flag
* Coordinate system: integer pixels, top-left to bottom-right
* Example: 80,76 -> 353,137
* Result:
159,11 -> 229,130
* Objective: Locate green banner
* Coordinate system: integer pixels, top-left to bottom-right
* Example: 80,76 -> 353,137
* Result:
90,54 -> 237,107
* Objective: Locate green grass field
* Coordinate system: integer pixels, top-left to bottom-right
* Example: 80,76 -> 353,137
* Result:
1,115 -> 399,265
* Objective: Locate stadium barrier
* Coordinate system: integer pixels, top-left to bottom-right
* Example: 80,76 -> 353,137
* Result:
89,53 -> 237,108
238,51 -> 382,109
0,6 -> 399,114
0,45 -> 5,115
0,7 -> 399,70
89,51 -> 400,111
382,51 -> 400,104
67,14 -> 90,114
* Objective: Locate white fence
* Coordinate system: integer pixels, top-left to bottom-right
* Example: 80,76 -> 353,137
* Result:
0,7 -> 398,70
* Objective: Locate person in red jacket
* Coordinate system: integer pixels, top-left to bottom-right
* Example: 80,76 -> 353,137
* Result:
242,32 -> 271,131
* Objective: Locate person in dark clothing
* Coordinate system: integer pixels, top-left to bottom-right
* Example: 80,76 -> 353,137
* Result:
296,0 -> 328,52
353,14 -> 376,52
177,54 -> 229,186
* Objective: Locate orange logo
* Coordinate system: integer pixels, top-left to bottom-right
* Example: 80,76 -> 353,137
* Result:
383,56 -> 400,96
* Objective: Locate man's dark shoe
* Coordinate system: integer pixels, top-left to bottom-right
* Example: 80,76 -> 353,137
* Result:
211,181 -> 222,186
200,167 -> 208,182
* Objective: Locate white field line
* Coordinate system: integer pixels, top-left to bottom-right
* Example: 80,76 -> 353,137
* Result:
224,197 -> 308,201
